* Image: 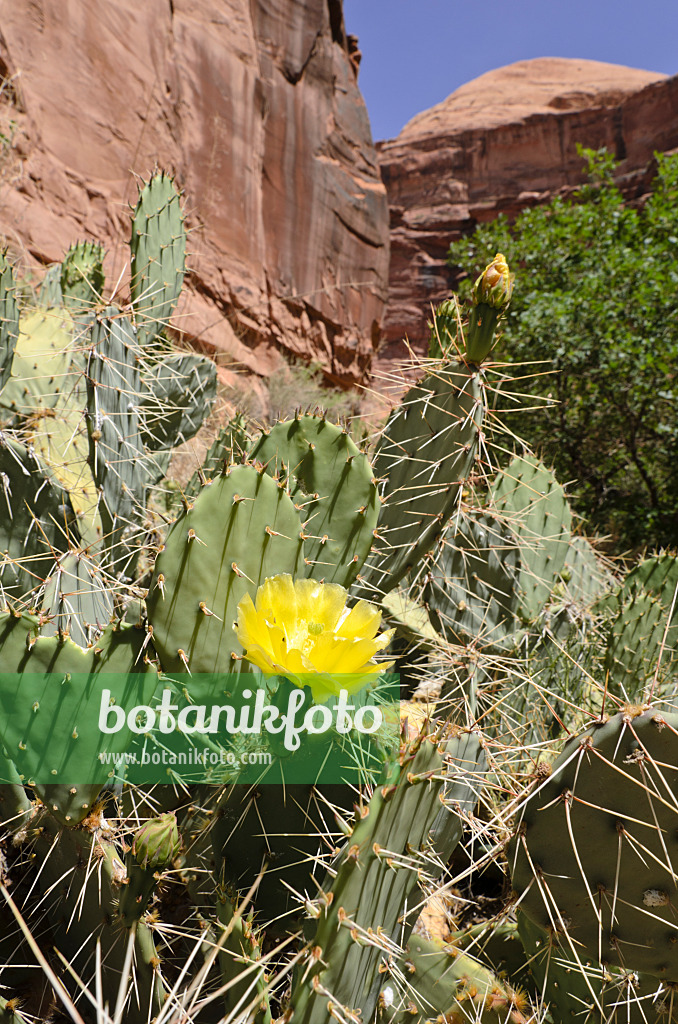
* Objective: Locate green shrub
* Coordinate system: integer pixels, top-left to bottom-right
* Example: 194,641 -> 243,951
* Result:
448,147 -> 678,552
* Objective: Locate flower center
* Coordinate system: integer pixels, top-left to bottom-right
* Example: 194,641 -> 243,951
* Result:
307,622 -> 324,636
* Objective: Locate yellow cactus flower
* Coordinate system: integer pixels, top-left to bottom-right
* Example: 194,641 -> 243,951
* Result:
235,574 -> 395,703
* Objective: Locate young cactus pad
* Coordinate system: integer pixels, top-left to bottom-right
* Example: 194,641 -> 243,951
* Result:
0,307 -> 76,419
60,240 -> 105,312
130,171 -> 186,348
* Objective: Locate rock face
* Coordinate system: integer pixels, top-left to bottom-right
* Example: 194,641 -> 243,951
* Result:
0,0 -> 389,385
377,58 -> 678,359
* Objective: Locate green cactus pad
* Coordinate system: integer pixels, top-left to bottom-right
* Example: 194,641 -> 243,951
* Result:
86,309 -> 147,554
249,415 -> 380,587
146,463 -> 305,673
429,728 -> 487,857
492,454 -> 571,622
139,351 -> 217,451
0,251 -> 19,396
561,535 -> 614,609
130,171 -> 186,349
288,727 -> 481,1023
215,894 -> 272,1024
424,511 -> 523,651
364,366 -> 485,596
509,706 -> 678,979
38,550 -> 114,647
60,240 -> 105,312
0,611 -> 159,825
377,933 -> 529,1023
604,553 -> 678,700
518,911 -> 665,1024
34,816 -> 166,1022
448,919 -> 530,984
36,264 -> 64,307
0,433 -> 79,599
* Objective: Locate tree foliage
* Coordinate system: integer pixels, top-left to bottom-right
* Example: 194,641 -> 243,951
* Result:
448,148 -> 678,552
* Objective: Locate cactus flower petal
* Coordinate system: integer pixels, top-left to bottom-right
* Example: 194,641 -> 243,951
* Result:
235,574 -> 394,701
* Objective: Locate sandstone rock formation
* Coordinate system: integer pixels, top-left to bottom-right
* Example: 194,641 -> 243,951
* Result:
377,58 -> 678,361
0,0 -> 389,386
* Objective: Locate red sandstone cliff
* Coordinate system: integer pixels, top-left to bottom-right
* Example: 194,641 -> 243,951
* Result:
0,0 -> 389,385
377,58 -> 678,361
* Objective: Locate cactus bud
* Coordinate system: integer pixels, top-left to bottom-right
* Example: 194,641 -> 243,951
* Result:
465,254 -> 514,364
133,812 -> 181,869
471,253 -> 513,310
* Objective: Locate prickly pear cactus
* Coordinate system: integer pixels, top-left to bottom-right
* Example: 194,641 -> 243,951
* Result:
0,433 -> 79,599
60,240 -> 105,312
509,706 -> 678,978
146,463 -> 305,672
362,365 -> 485,596
492,454 -> 572,622
377,933 -> 529,1023
603,552 -> 678,699
249,414 -> 380,587
425,510 -> 523,651
0,610 -> 158,825
130,170 -> 186,349
0,251 -> 19,395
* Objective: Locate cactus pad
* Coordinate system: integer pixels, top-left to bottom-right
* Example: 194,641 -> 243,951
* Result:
60,241 -> 105,312
139,352 -> 217,451
249,415 -> 379,587
0,251 -> 19,395
425,511 -> 522,650
0,433 -> 78,599
0,308 -> 76,419
364,366 -> 485,595
38,550 -> 114,647
146,463 -> 305,673
492,454 -> 571,621
509,706 -> 678,979
0,611 -> 158,824
86,309 -> 147,554
130,171 -> 186,349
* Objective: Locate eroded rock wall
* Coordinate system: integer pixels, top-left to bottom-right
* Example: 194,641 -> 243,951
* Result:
0,0 -> 389,384
377,58 -> 678,361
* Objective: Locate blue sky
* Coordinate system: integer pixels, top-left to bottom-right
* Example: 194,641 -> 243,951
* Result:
343,0 -> 678,141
